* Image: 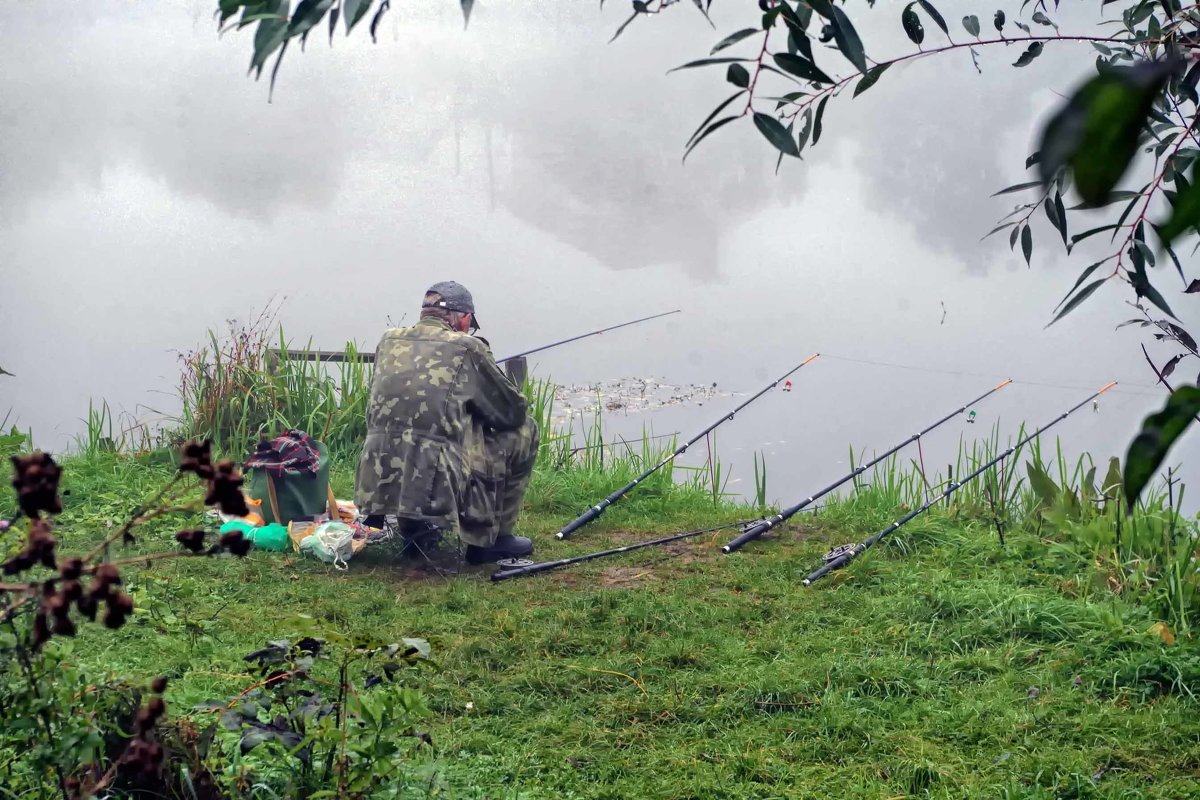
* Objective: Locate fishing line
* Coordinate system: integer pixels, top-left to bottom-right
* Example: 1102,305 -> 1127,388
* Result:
800,381 -> 1117,586
821,354 -> 1162,397
554,354 -> 821,540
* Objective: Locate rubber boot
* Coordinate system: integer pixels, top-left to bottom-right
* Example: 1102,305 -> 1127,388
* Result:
465,533 -> 534,565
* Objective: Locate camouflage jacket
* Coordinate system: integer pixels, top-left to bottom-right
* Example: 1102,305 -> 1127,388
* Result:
354,317 -> 529,530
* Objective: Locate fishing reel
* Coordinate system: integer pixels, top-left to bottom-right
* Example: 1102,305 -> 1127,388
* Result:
821,543 -> 862,564
495,558 -> 535,568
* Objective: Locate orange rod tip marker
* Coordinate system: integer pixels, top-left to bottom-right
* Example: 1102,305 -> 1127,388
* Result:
1098,381 -> 1118,395
995,378 -> 1014,390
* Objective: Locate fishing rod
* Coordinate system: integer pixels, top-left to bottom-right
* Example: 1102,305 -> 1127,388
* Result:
721,379 -> 1013,554
492,520 -> 758,582
275,310 -> 681,366
800,381 -> 1116,587
555,354 -> 822,540
496,309 -> 681,363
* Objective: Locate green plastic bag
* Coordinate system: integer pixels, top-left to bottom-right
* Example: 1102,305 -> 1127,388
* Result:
248,523 -> 289,552
247,439 -> 332,525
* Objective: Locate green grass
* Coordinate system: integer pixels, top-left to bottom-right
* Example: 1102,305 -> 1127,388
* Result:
17,452 -> 1200,799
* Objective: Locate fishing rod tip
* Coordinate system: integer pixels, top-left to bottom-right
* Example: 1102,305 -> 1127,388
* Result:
1098,380 -> 1118,394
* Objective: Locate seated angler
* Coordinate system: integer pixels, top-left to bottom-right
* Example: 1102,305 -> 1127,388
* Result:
355,281 -> 539,564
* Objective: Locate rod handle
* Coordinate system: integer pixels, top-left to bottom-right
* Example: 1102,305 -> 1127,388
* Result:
721,521 -> 772,553
555,505 -> 604,540
801,546 -> 862,586
490,560 -> 562,582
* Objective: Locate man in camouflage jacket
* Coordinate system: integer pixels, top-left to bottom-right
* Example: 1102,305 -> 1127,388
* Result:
355,281 -> 539,563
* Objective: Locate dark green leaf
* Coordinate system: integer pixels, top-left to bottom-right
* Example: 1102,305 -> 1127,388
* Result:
683,115 -> 738,162
1092,42 -> 1112,55
1168,323 -> 1198,353
853,62 -> 891,97
991,180 -> 1042,196
1038,61 -> 1180,208
460,0 -> 474,29
796,107 -> 814,155
219,0 -> 245,25
1026,151 -> 1042,169
1160,167 -> 1200,245
806,0 -> 835,18
829,6 -> 868,74
1014,20 -> 1031,34
994,10 -> 1005,32
1181,62 -> 1200,105
962,15 -> 980,37
250,0 -> 290,78
1186,279 -> 1200,293
772,53 -> 832,84
754,112 -> 801,157
1070,224 -> 1120,244
812,95 -> 830,144
1161,354 -> 1184,379
1048,279 -> 1106,326
1130,261 -> 1176,318
1009,224 -> 1021,251
686,91 -> 745,146
711,28 -> 761,54
328,4 -> 338,44
288,0 -> 332,37
917,1 -> 949,36
901,5 -> 924,45
1021,224 -> 1033,266
668,57 -> 754,73
1134,239 -> 1156,267
726,63 -> 751,88
1026,461 -> 1060,506
1055,260 -> 1107,309
1013,42 -> 1044,67
368,1 -> 389,43
343,0 -> 371,33
1123,386 -> 1200,505
1031,11 -> 1056,27
982,221 -> 1017,240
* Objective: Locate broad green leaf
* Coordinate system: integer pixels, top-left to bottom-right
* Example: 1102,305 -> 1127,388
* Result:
1013,42 -> 1044,67
962,15 -> 980,37
343,0 -> 372,33
901,5 -> 924,45
1021,224 -> 1032,266
753,112 -> 801,158
682,115 -> 738,162
1101,456 -> 1122,500
726,63 -> 751,88
1026,460 -> 1060,508
812,94 -> 830,144
1048,278 -> 1106,326
1123,386 -> 1200,505
1031,11 -> 1055,28
711,28 -> 761,54
669,57 -> 754,73
1038,60 -> 1179,207
1159,166 -> 1200,245
853,62 -> 891,97
993,10 -> 1005,32
772,53 -> 832,84
250,0 -> 290,78
917,1 -> 948,36
829,6 -> 868,74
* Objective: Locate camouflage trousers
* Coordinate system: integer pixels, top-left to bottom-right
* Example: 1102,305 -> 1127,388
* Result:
459,417 -> 540,547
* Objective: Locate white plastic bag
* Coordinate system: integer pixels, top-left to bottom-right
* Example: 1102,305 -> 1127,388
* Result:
299,522 -> 355,570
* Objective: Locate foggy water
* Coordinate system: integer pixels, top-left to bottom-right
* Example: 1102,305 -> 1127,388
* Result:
2,2 -> 1197,511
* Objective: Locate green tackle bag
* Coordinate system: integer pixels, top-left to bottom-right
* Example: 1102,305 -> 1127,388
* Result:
246,431 -> 337,525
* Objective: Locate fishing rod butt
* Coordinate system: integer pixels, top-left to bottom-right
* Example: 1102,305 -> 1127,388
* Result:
555,505 -> 604,540
721,522 -> 770,554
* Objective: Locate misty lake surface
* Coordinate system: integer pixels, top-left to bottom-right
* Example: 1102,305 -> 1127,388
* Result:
2,1 -> 1197,511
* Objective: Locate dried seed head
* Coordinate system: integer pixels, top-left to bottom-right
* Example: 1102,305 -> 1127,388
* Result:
150,676 -> 168,694
10,452 -> 63,518
59,557 -> 84,580
179,439 -> 215,480
174,529 -> 206,553
76,594 -> 98,621
205,461 -> 249,517
31,611 -> 51,650
61,580 -> 83,603
102,591 -> 134,629
28,519 -> 57,570
51,613 -> 76,637
219,530 -> 252,557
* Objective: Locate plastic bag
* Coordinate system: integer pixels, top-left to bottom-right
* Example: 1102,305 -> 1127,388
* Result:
299,522 -> 355,569
247,523 -> 289,552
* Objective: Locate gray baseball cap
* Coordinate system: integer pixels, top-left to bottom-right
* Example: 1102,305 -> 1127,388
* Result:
424,280 -> 480,329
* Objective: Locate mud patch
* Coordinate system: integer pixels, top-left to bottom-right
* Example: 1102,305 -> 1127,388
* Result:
599,565 -> 659,588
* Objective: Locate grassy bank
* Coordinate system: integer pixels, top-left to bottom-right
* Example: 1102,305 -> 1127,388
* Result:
6,447 -> 1196,799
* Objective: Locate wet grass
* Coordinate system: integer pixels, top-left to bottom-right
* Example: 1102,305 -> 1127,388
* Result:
25,452 -> 1200,799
